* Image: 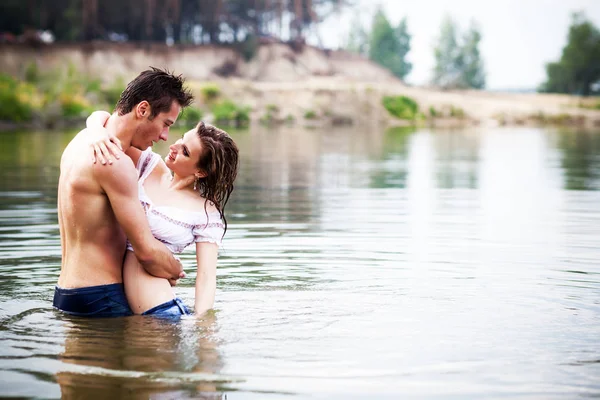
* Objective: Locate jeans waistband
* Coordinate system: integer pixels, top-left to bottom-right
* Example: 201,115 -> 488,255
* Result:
55,283 -> 124,295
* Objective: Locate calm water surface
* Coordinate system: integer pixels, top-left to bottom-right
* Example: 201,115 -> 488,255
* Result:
0,126 -> 599,399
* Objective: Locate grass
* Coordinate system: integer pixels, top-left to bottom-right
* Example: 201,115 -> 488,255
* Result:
382,95 -> 419,120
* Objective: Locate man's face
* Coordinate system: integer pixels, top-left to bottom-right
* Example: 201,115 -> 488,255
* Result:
132,101 -> 181,150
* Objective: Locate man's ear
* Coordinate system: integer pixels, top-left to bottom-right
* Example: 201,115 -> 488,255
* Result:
135,101 -> 151,119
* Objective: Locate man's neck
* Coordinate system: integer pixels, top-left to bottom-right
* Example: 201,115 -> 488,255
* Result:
105,113 -> 134,152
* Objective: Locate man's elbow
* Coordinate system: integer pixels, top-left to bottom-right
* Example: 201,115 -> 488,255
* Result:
134,246 -> 155,266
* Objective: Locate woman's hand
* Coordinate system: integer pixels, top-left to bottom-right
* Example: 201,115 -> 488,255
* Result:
86,110 -> 122,165
90,130 -> 122,165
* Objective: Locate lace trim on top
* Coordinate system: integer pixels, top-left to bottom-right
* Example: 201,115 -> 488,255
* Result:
148,207 -> 224,230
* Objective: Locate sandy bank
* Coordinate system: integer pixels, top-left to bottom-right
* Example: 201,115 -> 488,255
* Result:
1,42 -> 599,129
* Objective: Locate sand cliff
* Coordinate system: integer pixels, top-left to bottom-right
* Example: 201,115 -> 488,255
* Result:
1,42 -> 599,128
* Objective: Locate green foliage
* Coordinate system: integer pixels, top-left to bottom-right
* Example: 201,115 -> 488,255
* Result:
540,12 -> 600,95
450,106 -> 465,118
179,106 -> 204,125
433,16 -> 485,89
304,110 -> 318,119
212,100 -> 250,127
461,23 -> 486,89
0,67 -> 122,124
579,100 -> 600,110
260,104 -> 281,125
0,0 -> 352,47
239,33 -> 260,61
345,12 -> 369,56
85,78 -> 103,94
100,78 -> 125,109
59,93 -> 90,118
266,104 -> 279,113
201,84 -> 221,102
24,63 -> 40,83
0,73 -> 34,122
368,10 -> 412,80
285,114 -> 296,125
382,95 -> 419,120
429,106 -> 439,118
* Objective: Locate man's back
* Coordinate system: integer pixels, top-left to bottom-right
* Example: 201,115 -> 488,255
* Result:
57,129 -> 131,288
53,67 -> 192,317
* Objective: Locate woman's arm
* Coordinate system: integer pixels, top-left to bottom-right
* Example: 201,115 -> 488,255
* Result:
86,111 -> 144,166
194,242 -> 219,316
86,111 -> 121,165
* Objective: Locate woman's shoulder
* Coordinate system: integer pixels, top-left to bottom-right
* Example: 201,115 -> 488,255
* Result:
191,197 -> 221,217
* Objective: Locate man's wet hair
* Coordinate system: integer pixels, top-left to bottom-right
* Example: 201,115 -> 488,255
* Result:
116,67 -> 193,118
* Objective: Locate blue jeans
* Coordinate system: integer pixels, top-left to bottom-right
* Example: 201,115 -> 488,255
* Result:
53,283 -> 133,318
142,297 -> 190,318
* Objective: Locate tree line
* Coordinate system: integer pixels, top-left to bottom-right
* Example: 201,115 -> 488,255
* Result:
346,8 -> 599,95
346,8 -> 485,90
2,2 -> 598,95
1,0 -> 349,44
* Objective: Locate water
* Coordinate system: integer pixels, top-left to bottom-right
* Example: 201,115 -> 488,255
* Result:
0,126 -> 599,399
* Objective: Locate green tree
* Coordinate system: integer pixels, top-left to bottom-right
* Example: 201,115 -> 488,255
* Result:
432,16 -> 485,89
394,17 -> 412,79
540,12 -> 600,95
345,13 -> 369,56
368,9 -> 412,80
460,21 -> 485,89
432,16 -> 463,88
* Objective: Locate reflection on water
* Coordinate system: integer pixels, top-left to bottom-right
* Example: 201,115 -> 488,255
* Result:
0,126 -> 600,398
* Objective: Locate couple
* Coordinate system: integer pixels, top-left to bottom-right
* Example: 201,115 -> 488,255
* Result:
54,67 -> 239,318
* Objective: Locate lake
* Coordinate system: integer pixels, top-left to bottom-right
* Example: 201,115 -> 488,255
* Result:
0,125 -> 599,399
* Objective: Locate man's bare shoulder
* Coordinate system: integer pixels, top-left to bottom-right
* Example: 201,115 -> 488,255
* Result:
92,152 -> 137,182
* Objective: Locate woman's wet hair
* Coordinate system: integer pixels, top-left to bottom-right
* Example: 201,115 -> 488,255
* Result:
116,67 -> 193,118
194,121 -> 239,236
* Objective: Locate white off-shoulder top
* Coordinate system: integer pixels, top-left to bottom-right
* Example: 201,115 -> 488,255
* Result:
126,149 -> 224,253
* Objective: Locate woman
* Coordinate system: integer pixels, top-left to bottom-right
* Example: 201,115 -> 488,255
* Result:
87,111 -> 239,317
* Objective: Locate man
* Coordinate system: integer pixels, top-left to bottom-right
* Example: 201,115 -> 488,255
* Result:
54,67 -> 194,317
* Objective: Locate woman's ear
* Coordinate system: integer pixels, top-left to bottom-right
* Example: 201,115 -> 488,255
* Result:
195,170 -> 207,179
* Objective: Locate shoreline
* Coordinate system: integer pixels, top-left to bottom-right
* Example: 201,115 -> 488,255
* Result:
1,42 -> 599,131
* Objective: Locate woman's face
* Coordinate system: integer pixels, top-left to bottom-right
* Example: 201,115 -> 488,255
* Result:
164,128 -> 204,178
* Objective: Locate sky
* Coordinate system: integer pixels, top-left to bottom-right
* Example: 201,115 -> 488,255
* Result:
314,0 -> 600,90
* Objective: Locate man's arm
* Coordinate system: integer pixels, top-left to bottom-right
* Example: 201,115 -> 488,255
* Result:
193,242 -> 218,316
93,158 -> 184,280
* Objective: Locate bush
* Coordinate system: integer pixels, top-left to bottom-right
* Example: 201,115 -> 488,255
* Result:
101,78 -> 125,109
260,104 -> 280,125
179,106 -> 204,125
382,95 -> 419,120
0,73 -> 35,122
579,100 -> 600,110
266,104 -> 279,113
24,62 -> 40,83
304,110 -> 318,119
212,100 -> 250,127
239,33 -> 260,61
59,93 -> 90,118
201,84 -> 221,102
429,106 -> 439,118
285,114 -> 296,125
450,106 -> 465,118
